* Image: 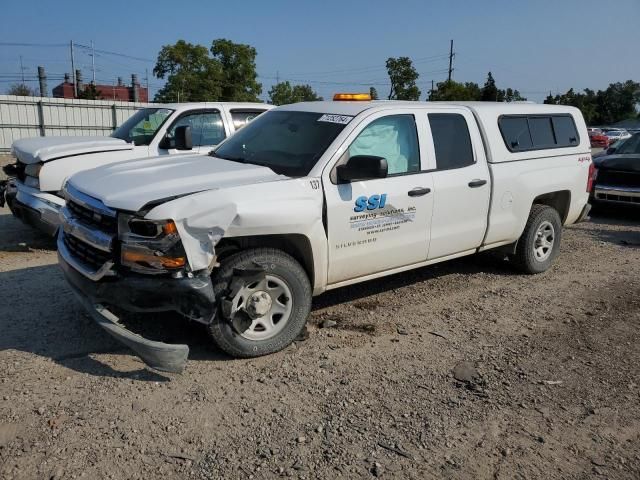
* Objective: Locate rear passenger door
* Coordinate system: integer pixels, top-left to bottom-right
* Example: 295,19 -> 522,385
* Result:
425,109 -> 491,259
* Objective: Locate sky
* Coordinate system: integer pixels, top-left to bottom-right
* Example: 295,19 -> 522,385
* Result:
1,0 -> 638,103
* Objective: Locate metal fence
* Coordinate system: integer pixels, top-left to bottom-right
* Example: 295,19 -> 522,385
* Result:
0,95 -> 149,152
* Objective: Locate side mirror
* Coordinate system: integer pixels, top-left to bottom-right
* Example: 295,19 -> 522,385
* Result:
606,146 -> 617,155
174,125 -> 193,150
336,155 -> 388,182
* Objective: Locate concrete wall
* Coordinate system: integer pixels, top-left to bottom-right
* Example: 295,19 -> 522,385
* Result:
0,95 -> 149,152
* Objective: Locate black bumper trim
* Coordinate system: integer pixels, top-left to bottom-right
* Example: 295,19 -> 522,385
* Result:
59,250 -> 217,373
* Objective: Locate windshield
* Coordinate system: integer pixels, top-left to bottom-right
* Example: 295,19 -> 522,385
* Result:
212,110 -> 348,177
112,108 -> 174,146
617,133 -> 640,154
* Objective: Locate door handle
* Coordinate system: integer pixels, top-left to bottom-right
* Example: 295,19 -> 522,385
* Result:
408,187 -> 431,197
468,179 -> 487,188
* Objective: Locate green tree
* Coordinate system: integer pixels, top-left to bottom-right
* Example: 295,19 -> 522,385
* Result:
429,80 -> 481,101
7,83 -> 37,96
77,83 -> 101,100
503,88 -> 526,102
481,72 -> 500,101
211,39 -> 262,102
386,57 -> 420,100
369,87 -> 379,100
153,40 -> 222,102
268,81 -> 322,105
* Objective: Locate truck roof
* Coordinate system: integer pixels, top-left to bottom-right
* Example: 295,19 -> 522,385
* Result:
277,100 -> 580,117
156,102 -> 274,111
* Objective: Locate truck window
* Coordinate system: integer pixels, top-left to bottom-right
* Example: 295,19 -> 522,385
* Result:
167,111 -> 226,147
348,115 -> 420,175
230,109 -> 266,130
212,111 -> 347,177
529,117 -> 555,148
499,117 -> 533,151
428,113 -> 475,170
499,115 -> 579,151
111,108 -> 174,146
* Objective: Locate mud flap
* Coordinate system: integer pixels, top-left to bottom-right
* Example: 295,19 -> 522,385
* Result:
220,266 -> 266,335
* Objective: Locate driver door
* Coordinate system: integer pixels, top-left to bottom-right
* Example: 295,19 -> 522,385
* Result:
323,111 -> 434,284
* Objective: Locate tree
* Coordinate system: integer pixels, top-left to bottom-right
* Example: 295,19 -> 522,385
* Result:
481,72 -> 500,101
153,40 -> 222,102
211,39 -> 262,102
543,82 -> 639,125
77,83 -> 101,100
386,57 -> 420,100
369,87 -> 379,100
7,83 -> 37,96
429,80 -> 481,101
268,81 -> 322,105
503,88 -> 526,102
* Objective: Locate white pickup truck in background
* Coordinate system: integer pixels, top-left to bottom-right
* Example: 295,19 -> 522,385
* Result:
57,96 -> 593,372
1,102 -> 272,235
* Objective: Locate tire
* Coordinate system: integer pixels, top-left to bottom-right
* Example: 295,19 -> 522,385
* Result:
207,248 -> 312,358
512,204 -> 562,274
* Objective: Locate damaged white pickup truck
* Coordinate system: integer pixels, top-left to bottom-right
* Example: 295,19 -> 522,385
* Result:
1,102 -> 271,235
57,96 -> 593,372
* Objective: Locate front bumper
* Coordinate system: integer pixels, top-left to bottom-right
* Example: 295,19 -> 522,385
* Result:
8,181 -> 64,236
593,185 -> 640,207
58,232 -> 217,373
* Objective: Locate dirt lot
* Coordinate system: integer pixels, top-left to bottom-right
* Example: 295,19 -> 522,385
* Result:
1,158 -> 639,479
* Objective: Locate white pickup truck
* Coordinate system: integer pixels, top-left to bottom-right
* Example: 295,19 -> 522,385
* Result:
57,96 -> 593,372
1,102 -> 272,235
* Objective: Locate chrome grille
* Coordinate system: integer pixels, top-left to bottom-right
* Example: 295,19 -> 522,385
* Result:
67,197 -> 117,233
63,233 -> 112,270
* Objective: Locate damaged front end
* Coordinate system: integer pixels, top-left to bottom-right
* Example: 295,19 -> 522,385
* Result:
58,185 -> 218,373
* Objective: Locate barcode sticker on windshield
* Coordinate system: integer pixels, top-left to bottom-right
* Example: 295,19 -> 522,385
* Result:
318,114 -> 353,124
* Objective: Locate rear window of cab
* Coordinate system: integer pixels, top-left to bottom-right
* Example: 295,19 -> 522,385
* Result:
498,114 -> 579,152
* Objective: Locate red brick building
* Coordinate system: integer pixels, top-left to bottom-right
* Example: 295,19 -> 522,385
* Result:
52,74 -> 148,102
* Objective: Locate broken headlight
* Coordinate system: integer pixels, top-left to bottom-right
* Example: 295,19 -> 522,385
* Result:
119,214 -> 187,274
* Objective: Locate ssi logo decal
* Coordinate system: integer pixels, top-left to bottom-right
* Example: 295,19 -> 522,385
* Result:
354,194 -> 387,212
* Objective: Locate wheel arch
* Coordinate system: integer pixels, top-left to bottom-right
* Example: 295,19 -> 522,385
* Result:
215,234 -> 315,287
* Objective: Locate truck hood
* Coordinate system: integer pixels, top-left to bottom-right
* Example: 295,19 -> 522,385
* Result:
594,154 -> 640,172
67,154 -> 285,211
12,136 -> 133,164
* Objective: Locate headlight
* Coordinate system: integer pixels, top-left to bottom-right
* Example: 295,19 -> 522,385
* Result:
119,215 -> 187,273
25,163 -> 42,177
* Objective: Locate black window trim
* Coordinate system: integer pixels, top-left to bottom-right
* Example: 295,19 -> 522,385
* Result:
498,113 -> 580,153
428,112 -> 477,172
162,108 -> 226,148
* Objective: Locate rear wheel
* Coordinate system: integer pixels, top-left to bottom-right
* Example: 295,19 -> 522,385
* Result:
207,248 -> 312,358
513,204 -> 562,274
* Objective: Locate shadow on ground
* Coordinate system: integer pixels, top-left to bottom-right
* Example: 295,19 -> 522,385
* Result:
586,205 -> 640,247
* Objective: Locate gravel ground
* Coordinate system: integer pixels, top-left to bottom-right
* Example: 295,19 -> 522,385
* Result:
1,155 -> 639,479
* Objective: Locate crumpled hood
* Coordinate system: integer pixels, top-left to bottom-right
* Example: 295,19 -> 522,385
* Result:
68,154 -> 285,211
12,136 -> 133,164
594,154 -> 640,172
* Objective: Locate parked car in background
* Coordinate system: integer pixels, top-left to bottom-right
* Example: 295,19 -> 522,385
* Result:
592,132 -> 640,207
0,102 -> 273,236
589,130 -> 610,148
593,137 -> 628,159
604,129 -> 632,144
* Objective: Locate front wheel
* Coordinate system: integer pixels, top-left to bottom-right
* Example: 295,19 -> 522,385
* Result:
207,248 -> 312,358
512,205 -> 562,274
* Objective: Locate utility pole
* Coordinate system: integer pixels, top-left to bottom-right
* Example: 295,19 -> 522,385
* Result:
70,40 -> 77,97
145,68 -> 149,101
90,40 -> 96,84
447,39 -> 454,82
276,71 -> 279,84
19,56 -> 26,86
